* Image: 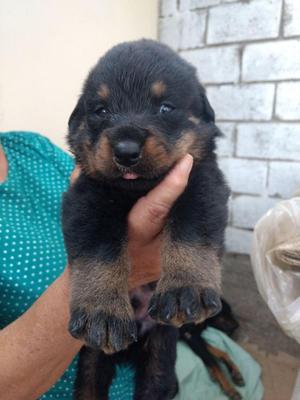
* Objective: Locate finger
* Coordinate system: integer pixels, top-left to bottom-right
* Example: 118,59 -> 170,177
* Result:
70,165 -> 81,184
128,154 -> 193,243
146,154 -> 193,209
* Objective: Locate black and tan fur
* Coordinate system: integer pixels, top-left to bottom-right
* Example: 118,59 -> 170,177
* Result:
62,39 -> 230,399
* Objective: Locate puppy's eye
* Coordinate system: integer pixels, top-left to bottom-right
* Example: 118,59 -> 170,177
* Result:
94,106 -> 108,116
159,103 -> 175,114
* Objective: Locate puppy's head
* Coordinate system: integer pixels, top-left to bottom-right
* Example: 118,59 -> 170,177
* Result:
68,39 -> 219,190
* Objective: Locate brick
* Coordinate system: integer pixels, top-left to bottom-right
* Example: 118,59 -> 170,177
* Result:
276,82 -> 300,120
159,16 -> 181,50
180,0 -> 222,11
232,195 -> 278,229
160,0 -> 177,16
180,11 -> 206,49
268,161 -> 300,198
206,84 -> 275,121
207,0 -> 281,44
216,123 -> 235,157
284,0 -> 300,37
181,45 -> 239,83
227,196 -> 233,225
218,158 -> 267,195
243,40 -> 300,82
159,11 -> 206,50
237,123 -> 300,161
225,227 -> 253,254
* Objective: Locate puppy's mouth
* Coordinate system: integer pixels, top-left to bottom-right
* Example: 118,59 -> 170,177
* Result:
123,172 -> 140,180
114,162 -> 141,180
107,157 -> 172,191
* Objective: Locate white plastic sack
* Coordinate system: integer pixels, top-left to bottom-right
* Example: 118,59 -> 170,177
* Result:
251,197 -> 300,344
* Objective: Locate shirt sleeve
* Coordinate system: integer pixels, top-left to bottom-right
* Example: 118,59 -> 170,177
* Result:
21,131 -> 75,180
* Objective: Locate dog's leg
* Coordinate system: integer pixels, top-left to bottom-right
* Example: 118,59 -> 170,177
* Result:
149,165 -> 228,327
207,345 -> 245,387
149,236 -> 222,327
68,250 -> 136,353
181,335 -> 243,400
134,325 -> 179,400
74,347 -> 115,400
62,179 -> 136,353
208,365 -> 242,400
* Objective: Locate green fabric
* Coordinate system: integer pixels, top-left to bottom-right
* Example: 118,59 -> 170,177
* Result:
0,131 -> 263,400
0,131 -> 135,399
175,327 -> 264,400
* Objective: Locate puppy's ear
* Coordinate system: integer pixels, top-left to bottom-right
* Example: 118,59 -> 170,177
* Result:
68,96 -> 85,133
192,83 -> 215,123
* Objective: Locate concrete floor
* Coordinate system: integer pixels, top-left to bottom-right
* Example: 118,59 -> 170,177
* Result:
223,254 -> 300,400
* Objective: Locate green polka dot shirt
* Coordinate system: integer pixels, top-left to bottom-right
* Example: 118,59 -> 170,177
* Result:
0,132 -> 135,400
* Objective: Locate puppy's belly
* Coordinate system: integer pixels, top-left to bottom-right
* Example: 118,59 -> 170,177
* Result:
130,283 -> 156,336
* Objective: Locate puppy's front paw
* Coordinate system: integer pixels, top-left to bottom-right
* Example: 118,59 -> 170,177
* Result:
148,278 -> 221,327
69,300 -> 136,353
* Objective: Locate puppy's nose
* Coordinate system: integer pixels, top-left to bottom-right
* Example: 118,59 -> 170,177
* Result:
113,140 -> 141,167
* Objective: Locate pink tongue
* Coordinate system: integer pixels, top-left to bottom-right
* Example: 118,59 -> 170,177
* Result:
123,172 -> 139,180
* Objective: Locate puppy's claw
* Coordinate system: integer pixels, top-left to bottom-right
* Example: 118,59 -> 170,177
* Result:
231,372 -> 245,387
69,308 -> 135,352
148,298 -> 158,318
150,284 -> 221,326
165,312 -> 171,321
69,309 -> 88,339
202,288 -> 222,318
130,326 -> 138,342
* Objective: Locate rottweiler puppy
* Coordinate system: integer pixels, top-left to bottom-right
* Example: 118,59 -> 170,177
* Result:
62,39 -> 230,399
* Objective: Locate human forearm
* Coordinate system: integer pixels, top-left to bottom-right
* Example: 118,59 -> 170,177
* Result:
0,268 -> 82,400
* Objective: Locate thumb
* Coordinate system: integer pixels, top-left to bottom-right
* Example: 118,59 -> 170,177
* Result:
70,165 -> 81,184
128,154 -> 193,244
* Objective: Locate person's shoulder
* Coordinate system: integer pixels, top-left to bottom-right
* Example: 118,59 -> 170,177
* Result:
2,131 -> 63,154
1,131 -> 56,153
1,130 -> 74,175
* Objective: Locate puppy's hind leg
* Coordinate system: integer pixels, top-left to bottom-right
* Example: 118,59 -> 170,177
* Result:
181,334 -> 243,400
74,347 -> 115,400
207,344 -> 245,387
134,325 -> 179,400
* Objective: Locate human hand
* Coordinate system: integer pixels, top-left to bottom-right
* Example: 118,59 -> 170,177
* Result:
70,165 -> 81,184
128,154 -> 193,289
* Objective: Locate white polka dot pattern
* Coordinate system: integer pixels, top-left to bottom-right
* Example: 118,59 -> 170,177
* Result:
0,132 -> 135,399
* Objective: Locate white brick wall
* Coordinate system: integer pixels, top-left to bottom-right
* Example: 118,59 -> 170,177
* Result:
268,162 -> 300,198
216,123 -> 235,157
219,158 -> 267,195
232,195 -> 278,229
159,0 -> 300,254
207,0 -> 282,44
181,46 -> 240,83
276,82 -> 300,120
237,124 -> 300,160
160,0 -> 177,16
243,40 -> 300,81
180,0 -> 222,11
207,84 -> 275,120
284,0 -> 300,37
180,11 -> 206,49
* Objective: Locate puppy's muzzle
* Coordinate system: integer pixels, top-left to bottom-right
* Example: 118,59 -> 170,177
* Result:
113,140 -> 141,167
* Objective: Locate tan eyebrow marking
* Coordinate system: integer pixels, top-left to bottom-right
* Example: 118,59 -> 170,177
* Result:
97,84 -> 110,100
188,115 -> 201,125
151,81 -> 167,97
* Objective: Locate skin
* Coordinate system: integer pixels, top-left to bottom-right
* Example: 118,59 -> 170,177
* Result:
0,143 -> 193,400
